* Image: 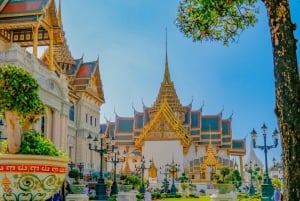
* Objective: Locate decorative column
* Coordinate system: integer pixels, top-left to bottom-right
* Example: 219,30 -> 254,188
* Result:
48,29 -> 54,71
239,156 -> 244,180
32,25 -> 38,58
52,110 -> 61,147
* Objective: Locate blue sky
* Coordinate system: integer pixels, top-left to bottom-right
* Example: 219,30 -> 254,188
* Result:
59,0 -> 299,165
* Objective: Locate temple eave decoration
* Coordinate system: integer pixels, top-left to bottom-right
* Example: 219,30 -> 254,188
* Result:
135,99 -> 192,150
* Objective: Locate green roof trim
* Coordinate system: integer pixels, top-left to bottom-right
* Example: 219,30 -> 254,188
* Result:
192,137 -> 200,141
191,112 -> 199,127
190,130 -> 199,135
184,111 -> 189,124
222,137 -> 231,142
136,115 -> 143,129
202,117 -> 219,131
219,144 -> 231,148
201,134 -> 220,139
117,119 -> 133,133
232,141 -> 244,149
222,121 -> 229,134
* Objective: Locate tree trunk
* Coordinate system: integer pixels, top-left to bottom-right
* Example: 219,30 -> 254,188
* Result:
5,111 -> 22,154
264,0 -> 300,200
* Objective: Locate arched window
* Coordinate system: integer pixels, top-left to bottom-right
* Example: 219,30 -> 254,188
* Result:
69,102 -> 75,121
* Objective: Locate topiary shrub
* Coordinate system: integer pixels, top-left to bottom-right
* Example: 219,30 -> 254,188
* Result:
68,169 -> 81,184
18,129 -> 65,156
0,64 -> 45,154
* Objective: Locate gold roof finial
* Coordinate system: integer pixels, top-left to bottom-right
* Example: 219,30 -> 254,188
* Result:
163,27 -> 171,84
209,124 -> 212,145
58,0 -> 62,26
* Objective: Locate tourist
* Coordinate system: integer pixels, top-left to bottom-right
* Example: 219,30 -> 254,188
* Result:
272,184 -> 281,201
144,188 -> 152,201
90,187 -> 96,196
84,184 -> 89,195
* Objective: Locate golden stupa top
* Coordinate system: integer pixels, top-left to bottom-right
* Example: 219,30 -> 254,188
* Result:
149,32 -> 185,115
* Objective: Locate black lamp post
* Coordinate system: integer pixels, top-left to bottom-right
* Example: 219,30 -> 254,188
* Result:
135,156 -> 150,194
90,170 -> 93,182
251,123 -> 279,201
68,161 -> 75,170
165,159 -> 180,195
87,132 -> 112,201
160,166 -> 169,193
106,140 -> 120,196
245,160 -> 257,196
77,162 -> 84,180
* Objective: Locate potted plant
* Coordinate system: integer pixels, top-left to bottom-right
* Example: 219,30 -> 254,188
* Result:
68,169 -> 85,194
0,65 -> 69,200
118,175 -> 141,192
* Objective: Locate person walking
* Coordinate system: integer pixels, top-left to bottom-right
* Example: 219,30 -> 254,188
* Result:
273,184 -> 282,201
144,188 -> 152,201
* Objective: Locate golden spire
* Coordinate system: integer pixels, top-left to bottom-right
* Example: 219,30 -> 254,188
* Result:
149,29 -> 185,116
163,28 -> 171,84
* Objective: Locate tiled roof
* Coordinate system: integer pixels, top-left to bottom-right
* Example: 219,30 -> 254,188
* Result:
71,61 -> 97,90
76,63 -> 95,77
0,0 -> 48,14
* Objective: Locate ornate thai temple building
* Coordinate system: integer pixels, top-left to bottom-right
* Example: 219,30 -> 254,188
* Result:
0,0 -> 246,189
101,40 -> 246,185
0,0 -> 104,174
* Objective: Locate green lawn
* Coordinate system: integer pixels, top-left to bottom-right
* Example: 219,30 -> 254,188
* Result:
155,195 -> 260,201
159,197 -> 210,201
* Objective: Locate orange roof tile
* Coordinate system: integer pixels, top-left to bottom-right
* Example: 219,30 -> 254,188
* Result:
2,0 -> 46,13
76,64 -> 93,77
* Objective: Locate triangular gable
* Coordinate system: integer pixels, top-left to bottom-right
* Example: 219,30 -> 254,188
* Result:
135,99 -> 192,148
70,59 -> 104,102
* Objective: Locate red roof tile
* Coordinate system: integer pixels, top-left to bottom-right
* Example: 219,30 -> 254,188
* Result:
2,1 -> 45,13
76,64 -> 93,77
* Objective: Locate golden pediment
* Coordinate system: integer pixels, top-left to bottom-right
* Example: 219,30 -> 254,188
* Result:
135,99 -> 192,147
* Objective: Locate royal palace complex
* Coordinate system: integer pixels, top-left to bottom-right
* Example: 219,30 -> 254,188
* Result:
0,0 -> 249,189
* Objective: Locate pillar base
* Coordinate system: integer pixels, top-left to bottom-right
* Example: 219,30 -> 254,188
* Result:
261,183 -> 273,201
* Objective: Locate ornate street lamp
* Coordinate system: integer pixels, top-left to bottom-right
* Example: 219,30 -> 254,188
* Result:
251,123 -> 279,201
135,156 -> 150,194
87,132 -> 112,201
165,159 -> 180,195
245,160 -> 257,196
68,161 -> 75,170
106,139 -> 122,196
160,166 -> 169,193
77,162 -> 84,180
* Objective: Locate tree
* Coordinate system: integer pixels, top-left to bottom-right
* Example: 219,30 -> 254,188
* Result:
220,167 -> 231,182
0,65 -> 45,154
179,172 -> 191,197
161,178 -> 170,193
176,1 -> 299,200
229,169 -> 242,190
